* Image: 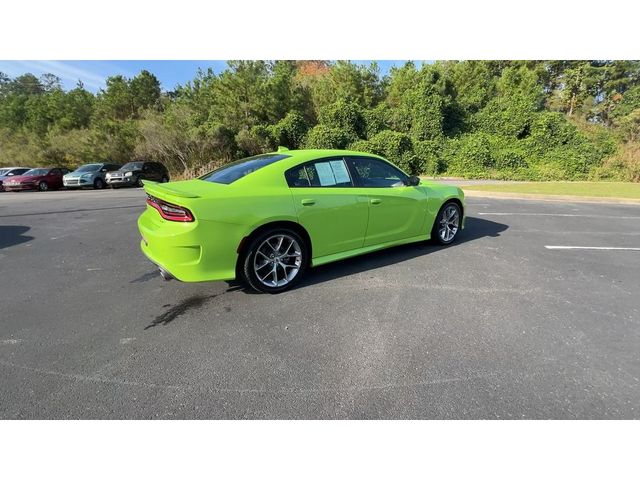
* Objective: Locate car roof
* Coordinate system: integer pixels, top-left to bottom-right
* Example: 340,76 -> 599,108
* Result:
274,149 -> 383,165
224,149 -> 389,188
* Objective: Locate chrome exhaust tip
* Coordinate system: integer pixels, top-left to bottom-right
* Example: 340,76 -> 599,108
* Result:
159,267 -> 174,281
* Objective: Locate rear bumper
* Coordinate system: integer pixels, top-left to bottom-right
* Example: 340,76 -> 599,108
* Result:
137,206 -> 242,282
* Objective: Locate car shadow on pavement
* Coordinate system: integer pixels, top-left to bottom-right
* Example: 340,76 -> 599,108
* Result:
297,216 -> 508,289
229,216 -> 508,294
0,225 -> 34,249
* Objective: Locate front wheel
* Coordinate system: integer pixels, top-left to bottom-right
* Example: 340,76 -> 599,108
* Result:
94,178 -> 105,189
241,228 -> 309,293
431,202 -> 461,245
38,181 -> 49,191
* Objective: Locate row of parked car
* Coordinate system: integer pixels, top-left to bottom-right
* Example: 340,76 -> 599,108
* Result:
0,161 -> 170,192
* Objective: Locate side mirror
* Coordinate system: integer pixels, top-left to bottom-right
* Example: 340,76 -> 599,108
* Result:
405,175 -> 420,186
100,168 -> 107,172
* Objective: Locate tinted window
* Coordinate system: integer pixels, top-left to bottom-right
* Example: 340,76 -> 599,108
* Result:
286,159 -> 353,187
201,154 -> 290,185
347,157 -> 407,187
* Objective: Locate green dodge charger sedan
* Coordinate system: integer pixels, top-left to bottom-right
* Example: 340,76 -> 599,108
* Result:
138,149 -> 465,293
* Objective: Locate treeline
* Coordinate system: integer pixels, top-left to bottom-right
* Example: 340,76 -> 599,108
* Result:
1,60 -> 639,181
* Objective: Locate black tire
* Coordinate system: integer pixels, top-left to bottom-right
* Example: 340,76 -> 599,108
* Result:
431,201 -> 462,245
94,178 -> 105,189
161,175 -> 169,183
135,176 -> 144,187
38,181 -> 49,192
240,228 -> 309,294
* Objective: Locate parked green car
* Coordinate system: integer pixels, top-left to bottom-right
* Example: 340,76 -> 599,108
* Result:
137,149 -> 465,293
63,163 -> 121,189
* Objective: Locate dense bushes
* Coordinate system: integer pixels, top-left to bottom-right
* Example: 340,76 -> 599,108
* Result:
1,61 -> 639,181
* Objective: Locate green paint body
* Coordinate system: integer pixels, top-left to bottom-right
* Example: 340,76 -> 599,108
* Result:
137,149 -> 465,282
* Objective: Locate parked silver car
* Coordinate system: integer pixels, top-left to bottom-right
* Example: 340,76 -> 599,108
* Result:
106,161 -> 169,188
63,163 -> 121,189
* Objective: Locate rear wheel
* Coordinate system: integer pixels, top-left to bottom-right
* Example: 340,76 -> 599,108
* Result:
38,181 -> 49,191
241,228 -> 308,293
431,202 -> 461,245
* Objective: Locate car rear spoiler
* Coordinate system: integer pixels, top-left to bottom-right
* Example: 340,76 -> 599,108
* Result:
142,180 -> 201,199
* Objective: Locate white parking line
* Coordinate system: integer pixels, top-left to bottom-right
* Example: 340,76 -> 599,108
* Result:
479,212 -> 640,219
545,246 -> 640,251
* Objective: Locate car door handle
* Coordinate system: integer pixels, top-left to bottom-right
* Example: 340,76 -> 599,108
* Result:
370,198 -> 382,205
301,199 -> 316,206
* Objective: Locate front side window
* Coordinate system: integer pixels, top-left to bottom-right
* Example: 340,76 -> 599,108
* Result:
285,158 -> 353,188
347,157 -> 407,188
201,154 -> 290,185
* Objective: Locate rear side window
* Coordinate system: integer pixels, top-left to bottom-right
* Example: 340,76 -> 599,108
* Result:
285,159 -> 353,187
201,154 -> 290,185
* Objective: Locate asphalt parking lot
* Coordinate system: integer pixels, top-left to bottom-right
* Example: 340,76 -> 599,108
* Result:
1,187 -> 639,419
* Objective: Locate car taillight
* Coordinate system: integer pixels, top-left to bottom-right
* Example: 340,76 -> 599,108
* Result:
146,195 -> 194,222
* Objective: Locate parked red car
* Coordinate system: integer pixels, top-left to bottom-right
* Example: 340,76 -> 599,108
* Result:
3,167 -> 70,192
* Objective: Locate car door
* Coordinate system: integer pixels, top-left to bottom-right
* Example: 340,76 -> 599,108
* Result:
48,168 -> 63,188
286,157 -> 369,258
346,156 -> 428,247
141,162 -> 154,180
150,163 -> 163,181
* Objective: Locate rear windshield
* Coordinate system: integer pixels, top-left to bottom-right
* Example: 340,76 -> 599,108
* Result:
200,154 -> 290,185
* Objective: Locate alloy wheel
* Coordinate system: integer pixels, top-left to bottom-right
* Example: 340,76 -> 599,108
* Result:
438,204 -> 460,243
253,234 -> 302,288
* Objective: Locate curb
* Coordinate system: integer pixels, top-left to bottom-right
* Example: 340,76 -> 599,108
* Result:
462,189 -> 640,205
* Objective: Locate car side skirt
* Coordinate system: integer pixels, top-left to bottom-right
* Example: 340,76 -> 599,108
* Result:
311,233 -> 430,268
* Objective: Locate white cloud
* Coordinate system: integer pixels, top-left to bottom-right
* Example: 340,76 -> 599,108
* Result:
10,60 -> 107,90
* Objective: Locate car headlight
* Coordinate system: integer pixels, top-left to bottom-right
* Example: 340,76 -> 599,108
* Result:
124,171 -> 133,177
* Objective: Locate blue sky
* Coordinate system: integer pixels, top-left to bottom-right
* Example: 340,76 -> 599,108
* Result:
0,60 -> 414,93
